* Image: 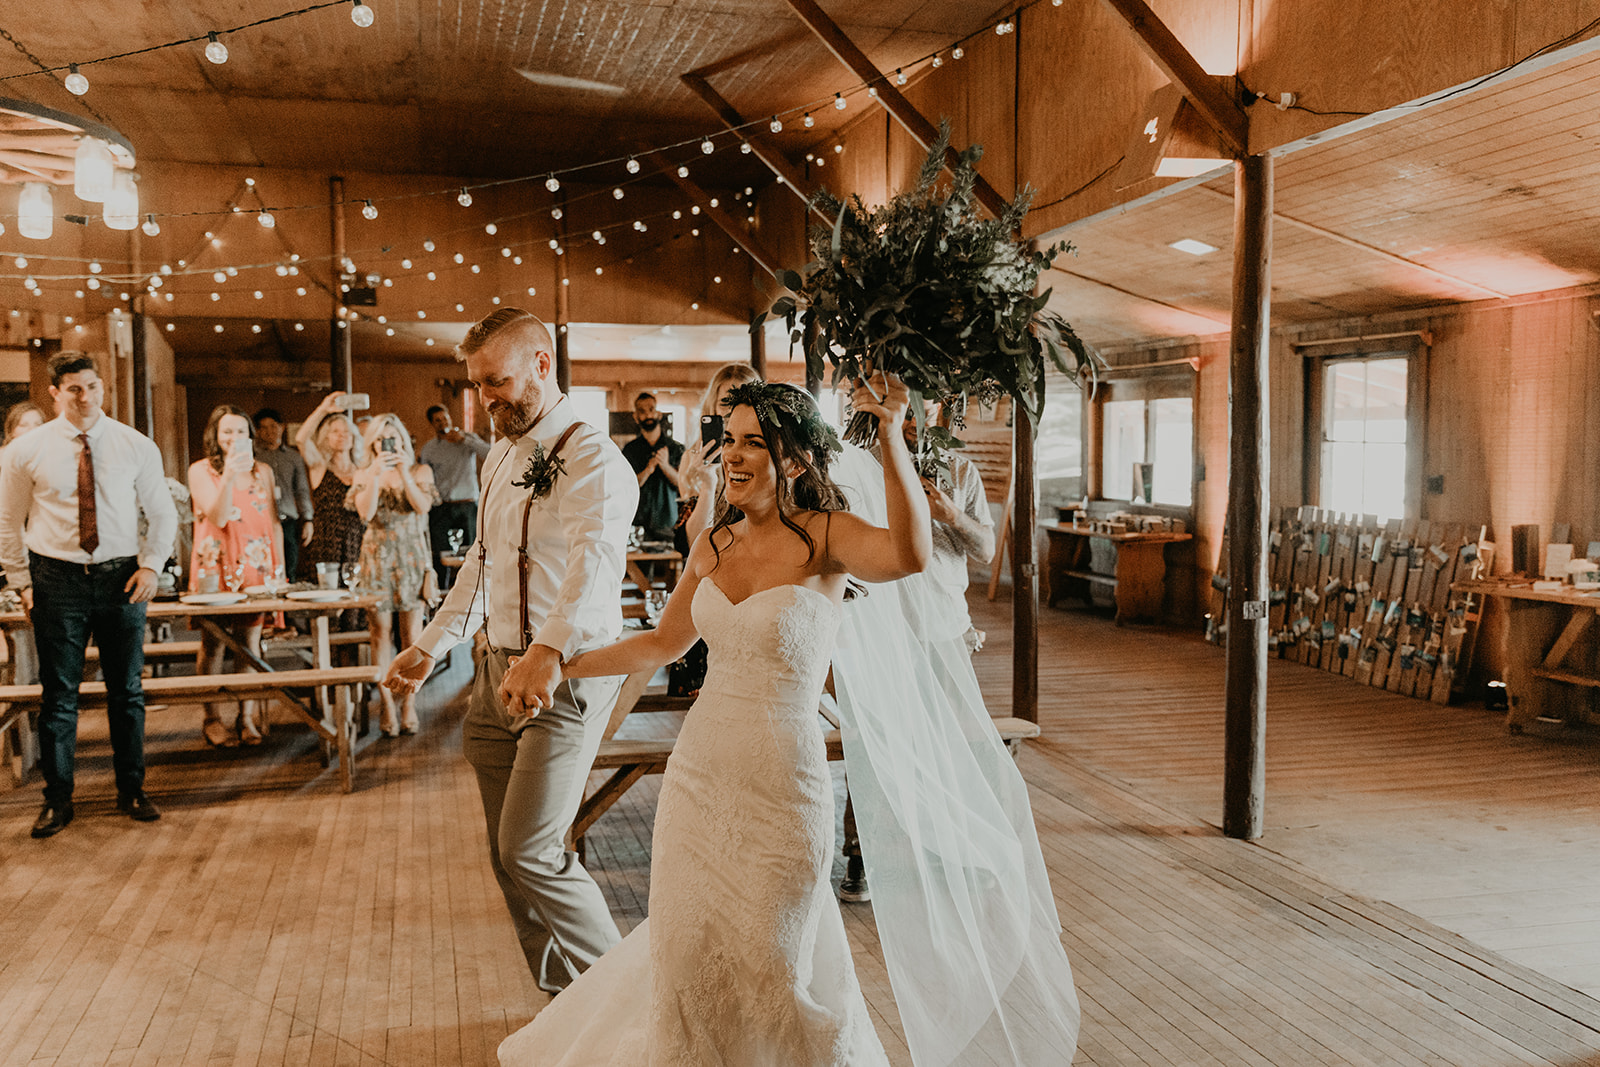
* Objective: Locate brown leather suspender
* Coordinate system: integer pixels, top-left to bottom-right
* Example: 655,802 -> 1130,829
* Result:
517,422 -> 581,649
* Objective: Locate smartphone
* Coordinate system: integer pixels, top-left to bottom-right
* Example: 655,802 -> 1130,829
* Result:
380,437 -> 398,454
232,436 -> 253,461
336,393 -> 371,411
700,414 -> 723,447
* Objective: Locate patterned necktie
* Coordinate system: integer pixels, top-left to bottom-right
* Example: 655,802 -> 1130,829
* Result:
77,432 -> 99,554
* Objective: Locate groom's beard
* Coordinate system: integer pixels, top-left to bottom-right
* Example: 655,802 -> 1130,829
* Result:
489,394 -> 539,437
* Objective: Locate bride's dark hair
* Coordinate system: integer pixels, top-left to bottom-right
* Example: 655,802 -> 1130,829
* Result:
710,382 -> 846,564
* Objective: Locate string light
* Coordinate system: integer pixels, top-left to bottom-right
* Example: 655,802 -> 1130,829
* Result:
952,46 -> 964,59
769,115 -> 783,133
677,166 -> 689,178
453,252 -> 464,263
457,188 -> 473,207
140,214 -> 160,236
626,157 -> 640,174
895,68 -> 907,85
834,93 -> 846,110
803,112 -> 814,128
361,199 -> 377,219
257,210 -> 274,228
400,259 -> 411,268
740,142 -> 752,154
551,207 -> 563,220
545,174 -> 561,193
701,137 -> 715,154
613,187 -> 625,200
350,0 -> 374,27
423,240 -> 435,251
205,32 -> 228,64
932,54 -> 943,67
485,222 -> 497,234
213,271 -> 227,283
64,65 -> 88,95
996,19 -> 1015,34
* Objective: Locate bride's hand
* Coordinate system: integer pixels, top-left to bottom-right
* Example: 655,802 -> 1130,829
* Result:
851,371 -> 911,432
498,645 -> 563,716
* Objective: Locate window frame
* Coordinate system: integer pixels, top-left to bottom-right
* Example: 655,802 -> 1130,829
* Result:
1301,339 -> 1427,521
1088,368 -> 1197,520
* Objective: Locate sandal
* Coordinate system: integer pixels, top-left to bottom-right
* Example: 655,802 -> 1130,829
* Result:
236,709 -> 263,746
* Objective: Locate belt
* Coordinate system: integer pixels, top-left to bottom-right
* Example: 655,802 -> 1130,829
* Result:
31,551 -> 136,573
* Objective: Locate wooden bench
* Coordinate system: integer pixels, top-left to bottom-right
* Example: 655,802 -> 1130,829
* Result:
0,665 -> 382,793
570,715 -> 1042,853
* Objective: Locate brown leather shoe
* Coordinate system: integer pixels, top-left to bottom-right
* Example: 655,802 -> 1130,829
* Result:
117,791 -> 162,822
31,802 -> 74,838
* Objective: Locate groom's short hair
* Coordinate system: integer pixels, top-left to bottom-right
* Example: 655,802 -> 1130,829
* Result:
456,307 -> 554,368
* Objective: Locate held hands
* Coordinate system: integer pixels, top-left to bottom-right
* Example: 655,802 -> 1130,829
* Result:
384,646 -> 434,696
125,567 -> 158,604
851,371 -> 912,434
497,644 -> 563,717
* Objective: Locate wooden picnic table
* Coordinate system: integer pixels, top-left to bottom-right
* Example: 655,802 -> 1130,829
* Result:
0,592 -> 382,793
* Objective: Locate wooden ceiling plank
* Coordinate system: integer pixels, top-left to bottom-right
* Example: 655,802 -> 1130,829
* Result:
644,150 -> 784,278
780,0 -> 1012,220
679,72 -> 829,220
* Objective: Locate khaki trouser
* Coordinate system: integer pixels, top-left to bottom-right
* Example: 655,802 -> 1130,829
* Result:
461,648 -> 623,993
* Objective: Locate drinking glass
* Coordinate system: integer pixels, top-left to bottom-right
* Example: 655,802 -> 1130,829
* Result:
447,529 -> 465,555
645,589 -> 669,625
341,562 -> 360,590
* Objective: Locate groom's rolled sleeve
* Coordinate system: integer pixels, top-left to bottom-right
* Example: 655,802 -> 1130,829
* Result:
532,437 -> 637,661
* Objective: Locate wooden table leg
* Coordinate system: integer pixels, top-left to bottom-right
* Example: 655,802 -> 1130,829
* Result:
336,684 -> 354,793
1503,600 -> 1563,733
1113,541 -> 1168,624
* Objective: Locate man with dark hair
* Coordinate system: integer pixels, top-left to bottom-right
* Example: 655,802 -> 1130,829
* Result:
621,390 -> 683,543
0,352 -> 177,838
385,308 -> 637,995
253,406 -> 313,584
418,401 -> 489,590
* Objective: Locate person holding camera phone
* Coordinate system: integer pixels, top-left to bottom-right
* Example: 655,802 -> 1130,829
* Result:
188,404 -> 285,746
293,391 -> 367,587
350,413 -> 438,736
620,391 -> 684,545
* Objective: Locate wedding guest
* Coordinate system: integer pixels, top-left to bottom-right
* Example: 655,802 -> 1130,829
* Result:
0,352 -> 177,837
418,403 -> 489,590
621,391 -> 683,543
675,362 -> 760,546
384,308 -> 637,995
350,414 -> 438,736
293,392 -> 365,586
188,405 -> 285,746
253,407 -> 314,586
3,401 -> 45,450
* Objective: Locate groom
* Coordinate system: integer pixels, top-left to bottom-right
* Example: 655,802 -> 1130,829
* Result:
385,308 -> 638,994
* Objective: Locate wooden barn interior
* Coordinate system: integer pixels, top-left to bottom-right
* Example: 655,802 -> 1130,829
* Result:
3,1 -> 1600,1063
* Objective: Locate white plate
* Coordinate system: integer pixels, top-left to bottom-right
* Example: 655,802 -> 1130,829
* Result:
285,589 -> 348,602
178,592 -> 248,606
243,584 -> 270,595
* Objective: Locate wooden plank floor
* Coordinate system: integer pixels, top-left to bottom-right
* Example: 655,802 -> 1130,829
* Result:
2,606 -> 1600,1065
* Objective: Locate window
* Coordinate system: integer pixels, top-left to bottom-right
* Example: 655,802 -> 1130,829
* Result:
1318,357 -> 1406,519
568,387 -> 610,432
1097,377 -> 1193,507
1037,367 -> 1085,507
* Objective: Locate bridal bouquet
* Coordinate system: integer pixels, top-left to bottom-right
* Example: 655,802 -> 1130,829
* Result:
756,121 -> 1095,451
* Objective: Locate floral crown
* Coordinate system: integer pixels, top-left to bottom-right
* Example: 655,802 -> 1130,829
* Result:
720,381 -> 842,458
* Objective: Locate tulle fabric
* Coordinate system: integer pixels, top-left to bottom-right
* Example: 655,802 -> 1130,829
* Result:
830,443 -> 1081,1067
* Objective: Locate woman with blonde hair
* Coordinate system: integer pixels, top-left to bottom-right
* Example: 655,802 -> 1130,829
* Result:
293,392 -> 366,585
3,401 -> 45,448
350,413 -> 438,735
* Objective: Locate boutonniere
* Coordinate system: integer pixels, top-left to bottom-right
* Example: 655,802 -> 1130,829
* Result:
512,440 -> 567,500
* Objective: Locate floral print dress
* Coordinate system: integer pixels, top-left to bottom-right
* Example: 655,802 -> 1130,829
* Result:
189,461 -> 280,591
347,481 -> 439,612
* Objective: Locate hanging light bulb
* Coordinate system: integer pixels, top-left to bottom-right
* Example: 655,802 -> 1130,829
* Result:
142,214 -> 161,237
457,187 -> 473,207
591,230 -> 603,241
362,199 -> 377,219
896,68 -> 907,85
548,239 -> 560,250
423,239 -> 435,252
205,32 -> 229,64
214,271 -> 227,283
932,54 -> 943,67
545,174 -> 561,193
64,64 -> 89,95
868,86 -> 878,98
104,170 -> 138,230
677,165 -> 689,178
453,252 -> 464,263
769,115 -> 783,133
701,137 -> 715,154
485,222 -> 497,235
400,258 -> 411,269
626,157 -> 640,174
952,46 -> 964,59
613,187 -> 625,200
74,137 -> 113,202
350,0 -> 375,27
834,93 -> 846,110
803,112 -> 814,128
551,207 -> 563,220
257,210 -> 275,228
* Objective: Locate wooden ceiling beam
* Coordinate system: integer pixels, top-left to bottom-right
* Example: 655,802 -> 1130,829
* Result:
1096,0 -> 1249,159
643,151 -> 784,278
781,0 -> 1012,219
679,72 -> 831,223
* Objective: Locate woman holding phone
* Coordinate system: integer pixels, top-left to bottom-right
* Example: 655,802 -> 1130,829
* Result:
188,404 -> 285,746
293,391 -> 367,585
349,414 -> 438,735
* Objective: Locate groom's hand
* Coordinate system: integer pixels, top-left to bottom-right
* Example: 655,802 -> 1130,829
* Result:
499,644 -> 563,716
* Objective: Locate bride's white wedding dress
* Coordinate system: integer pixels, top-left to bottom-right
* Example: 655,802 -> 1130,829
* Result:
498,578 -> 890,1066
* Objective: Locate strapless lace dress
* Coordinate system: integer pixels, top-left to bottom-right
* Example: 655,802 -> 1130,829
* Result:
498,579 -> 889,1066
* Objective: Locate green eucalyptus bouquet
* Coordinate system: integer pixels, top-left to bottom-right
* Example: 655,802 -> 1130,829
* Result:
755,120 -> 1096,453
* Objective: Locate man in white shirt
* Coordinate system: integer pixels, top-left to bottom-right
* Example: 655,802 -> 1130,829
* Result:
0,353 -> 178,838
418,403 -> 490,591
385,309 -> 638,994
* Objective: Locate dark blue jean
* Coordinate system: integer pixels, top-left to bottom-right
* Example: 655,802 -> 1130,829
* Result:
30,552 -> 148,804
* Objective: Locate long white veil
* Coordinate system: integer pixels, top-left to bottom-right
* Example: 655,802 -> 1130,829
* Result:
830,443 -> 1081,1066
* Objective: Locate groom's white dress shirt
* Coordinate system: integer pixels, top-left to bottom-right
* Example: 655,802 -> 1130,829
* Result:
417,396 -> 638,659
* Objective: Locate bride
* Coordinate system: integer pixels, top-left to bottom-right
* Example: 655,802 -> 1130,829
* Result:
496,373 -> 927,1065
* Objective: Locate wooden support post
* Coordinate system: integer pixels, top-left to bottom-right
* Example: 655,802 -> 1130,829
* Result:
1013,411 -> 1039,724
1223,154 -> 1272,840
555,194 -> 571,393
750,312 -> 767,378
328,175 -> 353,393
783,0 -> 1011,220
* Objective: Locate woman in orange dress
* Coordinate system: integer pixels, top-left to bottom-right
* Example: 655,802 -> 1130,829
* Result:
188,405 -> 285,746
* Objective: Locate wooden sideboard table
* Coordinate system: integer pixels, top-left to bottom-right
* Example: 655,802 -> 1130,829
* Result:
1452,579 -> 1600,733
1042,524 -> 1192,625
